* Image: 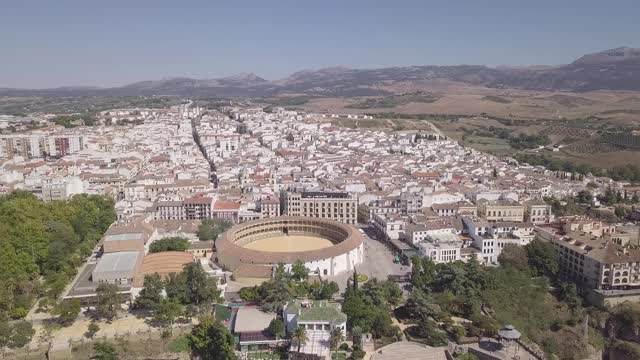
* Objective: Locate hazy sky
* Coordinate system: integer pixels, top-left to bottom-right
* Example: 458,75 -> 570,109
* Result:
1,0 -> 638,88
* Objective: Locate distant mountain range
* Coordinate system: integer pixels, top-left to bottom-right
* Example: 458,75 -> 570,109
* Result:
2,47 -> 640,97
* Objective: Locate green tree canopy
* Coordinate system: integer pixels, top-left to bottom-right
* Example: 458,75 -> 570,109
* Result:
197,219 -> 232,241
267,318 -> 285,339
183,262 -> 222,306
135,273 -> 164,311
52,299 -> 81,326
291,260 -> 309,282
93,341 -> 119,360
0,192 -> 115,322
7,321 -> 34,348
149,237 -> 190,253
291,325 -> 308,353
525,239 -> 559,278
498,244 -> 530,273
188,316 -> 237,360
154,298 -> 183,328
96,283 -> 122,320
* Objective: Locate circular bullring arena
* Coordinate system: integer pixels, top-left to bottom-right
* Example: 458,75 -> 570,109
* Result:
216,216 -> 365,280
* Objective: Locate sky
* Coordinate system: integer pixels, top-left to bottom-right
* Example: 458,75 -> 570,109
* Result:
1,0 -> 638,88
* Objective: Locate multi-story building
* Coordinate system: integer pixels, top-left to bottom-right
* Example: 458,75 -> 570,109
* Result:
0,134 -> 83,159
431,201 -> 478,217
524,199 -> 554,224
259,198 -> 281,218
41,176 -> 85,201
537,228 -> 640,306
155,201 -> 185,220
183,196 -> 214,220
416,232 -> 463,263
212,200 -> 241,223
406,220 -> 460,245
371,212 -> 406,241
284,191 -> 357,224
477,199 -> 525,222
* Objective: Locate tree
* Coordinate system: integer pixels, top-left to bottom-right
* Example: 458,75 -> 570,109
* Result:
154,298 -> 183,329
576,190 -> 593,204
267,318 -> 285,339
93,341 -> 118,360
411,256 -> 436,291
149,237 -> 190,253
615,206 -> 628,219
497,244 -> 530,273
164,272 -> 187,303
525,239 -> 559,278
413,317 -> 448,346
52,299 -> 81,326
599,188 -> 618,206
0,320 -> 12,349
291,260 -> 309,281
361,279 -> 402,309
351,345 -> 366,360
291,325 -> 308,353
135,273 -> 164,311
329,327 -> 344,359
309,280 -> 339,300
8,321 -> 34,348
342,283 -> 400,339
85,321 -> 100,339
197,219 -> 232,241
0,192 -> 116,320
405,290 -> 441,322
183,262 -> 221,306
96,283 -> 122,320
558,282 -> 580,314
188,316 -> 237,360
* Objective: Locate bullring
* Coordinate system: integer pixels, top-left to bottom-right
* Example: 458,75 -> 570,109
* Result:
216,216 -> 365,279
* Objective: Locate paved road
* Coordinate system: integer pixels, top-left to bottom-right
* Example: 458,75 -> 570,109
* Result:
327,227 -> 409,291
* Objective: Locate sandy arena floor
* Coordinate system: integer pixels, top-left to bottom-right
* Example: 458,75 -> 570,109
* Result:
242,235 -> 333,252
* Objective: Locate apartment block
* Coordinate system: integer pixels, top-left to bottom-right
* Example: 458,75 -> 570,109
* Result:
284,191 -> 357,224
0,134 -> 83,159
477,199 -> 525,222
524,199 -> 554,224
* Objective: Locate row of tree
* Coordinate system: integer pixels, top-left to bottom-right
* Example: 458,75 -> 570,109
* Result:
136,263 -> 222,314
239,262 -> 339,312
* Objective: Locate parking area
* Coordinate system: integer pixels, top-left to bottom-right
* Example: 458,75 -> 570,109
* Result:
327,226 -> 410,291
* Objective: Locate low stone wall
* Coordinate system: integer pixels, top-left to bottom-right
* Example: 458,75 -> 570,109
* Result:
468,348 -> 502,360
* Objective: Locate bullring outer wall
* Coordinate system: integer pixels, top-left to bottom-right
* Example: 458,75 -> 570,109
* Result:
216,216 -> 365,278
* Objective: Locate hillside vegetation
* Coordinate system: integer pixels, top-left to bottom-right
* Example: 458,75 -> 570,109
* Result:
0,191 -> 116,320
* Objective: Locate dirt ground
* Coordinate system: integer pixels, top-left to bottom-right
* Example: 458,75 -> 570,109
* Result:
243,235 -> 333,252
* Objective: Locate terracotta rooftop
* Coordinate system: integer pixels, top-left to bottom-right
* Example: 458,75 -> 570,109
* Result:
214,200 -> 241,210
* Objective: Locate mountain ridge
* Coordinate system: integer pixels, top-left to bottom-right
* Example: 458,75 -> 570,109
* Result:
2,47 -> 639,97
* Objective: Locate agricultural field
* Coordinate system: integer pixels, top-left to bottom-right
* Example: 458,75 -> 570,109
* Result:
601,134 -> 640,150
461,135 -> 514,155
345,91 -> 439,109
563,140 -> 621,155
